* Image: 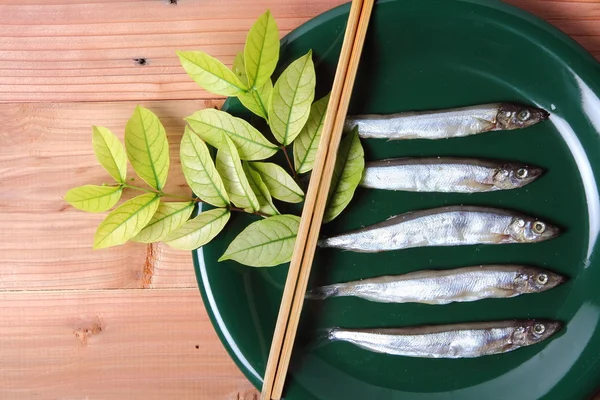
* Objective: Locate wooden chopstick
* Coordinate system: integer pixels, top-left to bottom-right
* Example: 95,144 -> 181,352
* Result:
270,0 -> 375,398
259,1 -> 366,399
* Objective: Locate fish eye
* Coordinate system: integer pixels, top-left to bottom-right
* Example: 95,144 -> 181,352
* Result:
536,273 -> 548,285
518,109 -> 531,121
516,168 -> 528,179
533,221 -> 546,234
533,324 -> 546,335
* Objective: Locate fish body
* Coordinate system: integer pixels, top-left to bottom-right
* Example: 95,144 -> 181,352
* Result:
360,158 -> 544,193
318,206 -> 560,253
345,103 -> 549,140
321,320 -> 561,358
306,265 -> 565,304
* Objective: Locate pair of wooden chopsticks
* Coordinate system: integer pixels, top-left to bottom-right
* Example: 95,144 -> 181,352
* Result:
260,1 -> 375,399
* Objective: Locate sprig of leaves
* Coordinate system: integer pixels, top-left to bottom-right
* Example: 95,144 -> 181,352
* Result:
65,10 -> 365,268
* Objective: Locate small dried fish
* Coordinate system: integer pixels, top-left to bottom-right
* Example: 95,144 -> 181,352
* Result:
318,320 -> 562,358
318,206 -> 560,253
306,265 -> 565,304
360,158 -> 544,193
345,103 -> 549,140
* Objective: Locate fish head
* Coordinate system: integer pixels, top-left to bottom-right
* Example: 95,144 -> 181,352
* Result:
514,267 -> 566,293
495,104 -> 549,130
492,163 -> 545,190
507,216 -> 560,243
512,320 -> 563,346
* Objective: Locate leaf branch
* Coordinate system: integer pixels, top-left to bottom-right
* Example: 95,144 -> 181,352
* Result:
120,183 -> 269,218
280,145 -> 296,178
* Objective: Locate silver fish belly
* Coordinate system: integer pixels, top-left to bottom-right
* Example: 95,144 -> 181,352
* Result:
345,103 -> 549,140
360,158 -> 543,193
318,206 -> 560,253
323,320 -> 562,358
306,265 -> 565,304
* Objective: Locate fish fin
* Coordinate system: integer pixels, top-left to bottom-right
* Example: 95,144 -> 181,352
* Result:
317,238 -> 328,248
304,328 -> 337,352
305,284 -> 341,300
461,179 -> 493,192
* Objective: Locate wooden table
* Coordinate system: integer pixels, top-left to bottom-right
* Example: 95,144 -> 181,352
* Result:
0,1 -> 598,399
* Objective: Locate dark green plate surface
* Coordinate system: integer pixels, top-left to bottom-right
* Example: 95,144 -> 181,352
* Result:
192,1 -> 600,399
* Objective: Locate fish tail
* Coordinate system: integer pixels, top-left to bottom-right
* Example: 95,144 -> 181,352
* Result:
305,328 -> 338,352
305,284 -> 341,300
317,236 -> 347,249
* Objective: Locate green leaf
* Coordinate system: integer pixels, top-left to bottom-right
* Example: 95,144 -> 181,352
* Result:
233,52 -> 272,120
64,185 -> 122,213
268,51 -> 316,145
250,162 -> 304,203
293,93 -> 330,174
244,10 -> 279,89
242,161 -> 279,216
323,128 -> 365,223
180,127 -> 230,207
124,106 -> 170,191
219,215 -> 300,267
93,193 -> 160,249
232,52 -> 249,86
186,109 -> 277,161
216,135 -> 260,211
132,201 -> 194,243
164,208 -> 230,251
238,79 -> 273,120
92,126 -> 127,183
177,50 -> 248,96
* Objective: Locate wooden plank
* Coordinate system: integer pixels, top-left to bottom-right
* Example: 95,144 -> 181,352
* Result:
0,0 -> 598,103
0,288 -> 258,400
0,0 -> 347,102
0,100 -> 222,290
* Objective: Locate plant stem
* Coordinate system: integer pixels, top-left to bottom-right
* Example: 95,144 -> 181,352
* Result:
121,183 -> 269,217
229,206 -> 270,218
281,145 -> 296,178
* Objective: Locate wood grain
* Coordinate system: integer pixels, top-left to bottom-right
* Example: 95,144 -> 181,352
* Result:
0,100 -> 222,290
0,0 -> 347,102
0,289 -> 256,400
0,1 -> 597,399
0,0 -> 598,103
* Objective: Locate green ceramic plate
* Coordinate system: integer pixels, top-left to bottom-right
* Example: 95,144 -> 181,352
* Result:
192,0 -> 600,399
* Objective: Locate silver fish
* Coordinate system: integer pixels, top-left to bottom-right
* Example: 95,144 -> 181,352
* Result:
345,103 -> 549,140
319,320 -> 562,358
318,206 -> 560,253
360,157 -> 544,193
306,265 -> 565,304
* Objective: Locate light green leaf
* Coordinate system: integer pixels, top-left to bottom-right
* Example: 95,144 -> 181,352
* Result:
232,52 -> 249,86
216,135 -> 260,212
93,193 -> 160,249
164,208 -> 230,251
92,126 -> 127,183
64,185 -> 122,213
132,201 -> 194,243
244,9 -> 279,89
242,162 -> 279,216
268,51 -> 316,145
180,127 -> 230,207
238,79 -> 273,120
233,52 -> 272,119
177,50 -> 248,96
293,93 -> 330,174
219,215 -> 300,267
323,128 -> 365,223
186,108 -> 277,161
250,162 -> 304,203
124,106 -> 170,190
